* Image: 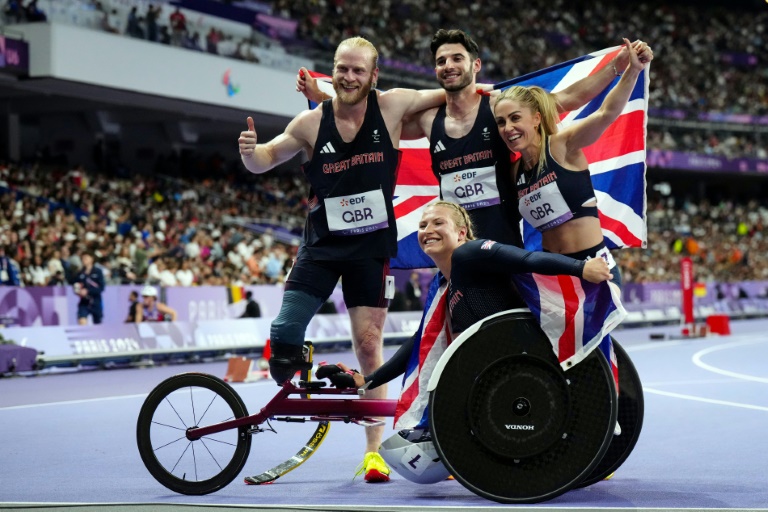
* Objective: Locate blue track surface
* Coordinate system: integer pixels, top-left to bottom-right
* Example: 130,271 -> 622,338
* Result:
1,319 -> 768,510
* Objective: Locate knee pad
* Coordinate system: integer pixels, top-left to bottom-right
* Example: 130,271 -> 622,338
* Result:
270,290 -> 324,347
270,320 -> 306,347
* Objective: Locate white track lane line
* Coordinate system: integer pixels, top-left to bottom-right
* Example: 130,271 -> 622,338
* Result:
643,387 -> 768,412
625,335 -> 768,411
0,380 -> 272,411
692,338 -> 768,384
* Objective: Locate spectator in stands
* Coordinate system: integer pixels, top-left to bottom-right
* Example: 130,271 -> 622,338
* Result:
26,255 -> 50,286
205,27 -> 220,54
126,7 -> 145,39
217,35 -> 238,58
102,8 -> 120,35
169,7 -> 187,47
3,0 -> 24,23
125,290 -> 139,322
239,291 -> 262,318
183,31 -> 204,52
403,271 -> 423,311
48,270 -> 67,287
74,252 -> 106,325
23,0 -> 44,22
135,285 -> 177,322
0,245 -> 20,286
146,257 -> 163,284
175,259 -> 195,286
145,4 -> 161,42
158,26 -> 172,45
158,258 -> 179,287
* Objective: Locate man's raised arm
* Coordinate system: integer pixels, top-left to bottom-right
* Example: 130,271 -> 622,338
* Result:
238,114 -> 312,175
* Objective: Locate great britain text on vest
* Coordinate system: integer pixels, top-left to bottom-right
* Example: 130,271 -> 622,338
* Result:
438,149 -> 494,171
322,152 -> 385,174
517,171 -> 558,198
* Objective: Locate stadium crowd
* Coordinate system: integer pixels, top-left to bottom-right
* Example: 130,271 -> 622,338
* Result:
273,0 -> 768,116
616,196 -> 768,285
647,128 -> 767,160
0,159 -> 305,287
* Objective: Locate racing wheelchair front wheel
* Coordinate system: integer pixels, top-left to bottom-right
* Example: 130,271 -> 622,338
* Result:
429,310 -> 617,504
136,373 -> 252,495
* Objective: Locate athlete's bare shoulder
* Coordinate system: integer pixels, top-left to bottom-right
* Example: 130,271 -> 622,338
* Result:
288,107 -> 322,145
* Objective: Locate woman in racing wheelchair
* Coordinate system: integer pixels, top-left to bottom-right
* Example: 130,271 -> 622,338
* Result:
317,201 -> 623,502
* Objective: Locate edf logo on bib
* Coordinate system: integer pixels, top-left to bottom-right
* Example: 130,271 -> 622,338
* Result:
339,196 -> 366,207
524,191 -> 542,207
453,171 -> 484,198
339,196 -> 371,222
325,189 -> 388,235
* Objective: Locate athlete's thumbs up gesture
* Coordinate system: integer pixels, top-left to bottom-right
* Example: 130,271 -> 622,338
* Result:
239,116 -> 257,157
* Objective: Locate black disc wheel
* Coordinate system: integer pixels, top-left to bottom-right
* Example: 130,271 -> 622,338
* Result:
429,311 -> 617,504
577,339 -> 644,487
136,373 -> 252,495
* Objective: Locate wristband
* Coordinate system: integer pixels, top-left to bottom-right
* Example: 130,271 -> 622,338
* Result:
612,63 -> 623,77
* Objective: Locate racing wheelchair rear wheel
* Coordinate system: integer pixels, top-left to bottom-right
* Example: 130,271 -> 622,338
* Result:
429,310 -> 617,504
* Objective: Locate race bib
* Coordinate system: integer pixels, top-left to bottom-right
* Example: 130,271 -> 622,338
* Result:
324,189 -> 389,236
440,165 -> 500,210
587,246 -> 617,270
519,181 -> 573,231
0,270 -> 7,282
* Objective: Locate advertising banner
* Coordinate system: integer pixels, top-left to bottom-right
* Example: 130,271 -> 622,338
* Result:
0,35 -> 29,74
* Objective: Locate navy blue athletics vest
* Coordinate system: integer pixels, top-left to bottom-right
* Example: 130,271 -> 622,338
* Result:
302,91 -> 401,260
515,137 -> 598,233
430,95 -> 522,247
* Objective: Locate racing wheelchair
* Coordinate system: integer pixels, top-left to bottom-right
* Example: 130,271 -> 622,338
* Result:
136,309 -> 643,503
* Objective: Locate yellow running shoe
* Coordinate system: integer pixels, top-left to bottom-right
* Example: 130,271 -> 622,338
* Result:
355,452 -> 390,483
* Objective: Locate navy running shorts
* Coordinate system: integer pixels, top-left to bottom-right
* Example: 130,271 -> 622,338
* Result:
285,248 -> 391,309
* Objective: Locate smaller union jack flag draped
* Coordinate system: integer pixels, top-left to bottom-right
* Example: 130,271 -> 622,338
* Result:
512,274 -> 626,370
393,273 -> 450,429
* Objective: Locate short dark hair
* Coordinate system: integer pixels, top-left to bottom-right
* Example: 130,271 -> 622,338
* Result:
430,29 -> 480,62
245,291 -> 253,300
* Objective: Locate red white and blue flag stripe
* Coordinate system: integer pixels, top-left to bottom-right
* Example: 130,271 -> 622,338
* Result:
393,273 -> 450,429
512,274 -> 626,370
